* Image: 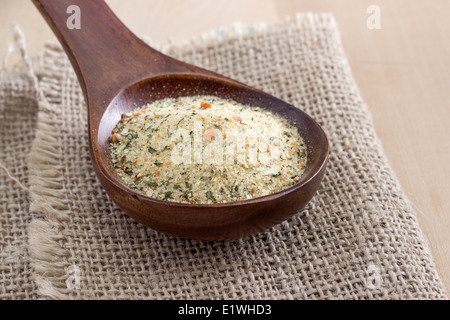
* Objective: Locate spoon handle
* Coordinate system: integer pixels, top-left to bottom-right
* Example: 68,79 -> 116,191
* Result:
31,0 -> 197,105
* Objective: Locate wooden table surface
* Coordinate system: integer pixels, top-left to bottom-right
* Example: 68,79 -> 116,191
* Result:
1,0 -> 449,295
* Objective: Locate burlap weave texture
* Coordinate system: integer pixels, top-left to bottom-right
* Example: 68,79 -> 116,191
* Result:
0,72 -> 39,299
1,13 -> 447,299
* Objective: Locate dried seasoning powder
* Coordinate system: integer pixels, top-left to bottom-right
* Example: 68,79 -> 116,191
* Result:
110,96 -> 307,203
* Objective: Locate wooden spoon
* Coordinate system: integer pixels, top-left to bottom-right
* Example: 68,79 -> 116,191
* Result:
32,0 -> 329,241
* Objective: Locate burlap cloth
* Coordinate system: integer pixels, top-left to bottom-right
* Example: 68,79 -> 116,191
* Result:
0,13 -> 447,299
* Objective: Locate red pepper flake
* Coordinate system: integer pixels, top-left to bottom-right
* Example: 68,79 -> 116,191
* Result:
201,102 -> 212,108
111,134 -> 118,143
252,187 -> 256,194
165,161 -> 171,167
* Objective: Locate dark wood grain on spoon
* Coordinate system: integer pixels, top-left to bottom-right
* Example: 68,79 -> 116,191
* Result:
32,0 -> 329,241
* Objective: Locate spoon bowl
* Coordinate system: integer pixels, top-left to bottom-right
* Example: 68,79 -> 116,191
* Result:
33,0 -> 328,240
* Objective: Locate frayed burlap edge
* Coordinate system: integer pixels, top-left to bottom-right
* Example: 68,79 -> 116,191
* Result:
9,26 -> 73,299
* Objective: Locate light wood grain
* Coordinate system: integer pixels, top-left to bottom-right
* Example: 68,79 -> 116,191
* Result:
1,0 -> 449,293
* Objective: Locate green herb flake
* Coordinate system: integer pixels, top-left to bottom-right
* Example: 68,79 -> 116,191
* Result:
299,149 -> 306,158
272,172 -> 282,177
164,191 -> 173,200
206,191 -> 214,201
146,181 -> 158,187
